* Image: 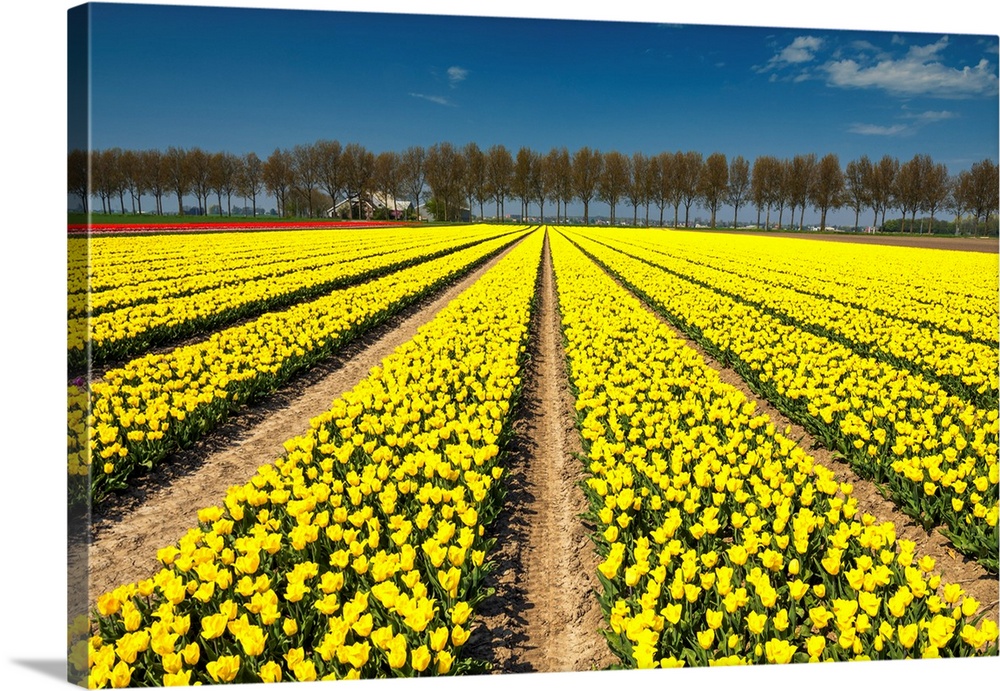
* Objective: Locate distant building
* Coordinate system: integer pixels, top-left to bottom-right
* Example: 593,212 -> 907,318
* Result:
327,193 -> 413,220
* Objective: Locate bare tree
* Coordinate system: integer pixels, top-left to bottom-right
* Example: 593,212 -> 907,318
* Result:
809,153 -> 845,231
676,151 -> 703,228
895,156 -> 921,232
119,149 -> 146,214
239,152 -> 264,217
486,144 -> 513,221
262,148 -> 294,217
598,150 -> 630,225
315,139 -> 344,216
209,152 -> 240,216
186,148 -> 212,215
92,149 -> 118,214
771,158 -> 795,230
142,149 -> 167,215
921,159 -> 950,233
698,152 -> 728,228
463,143 -> 488,221
788,154 -> 816,230
553,148 -> 573,224
867,155 -> 899,229
529,151 -> 551,221
208,152 -> 226,216
844,156 -> 872,231
625,152 -> 650,226
572,146 -> 602,225
947,173 -> 968,235
751,155 -> 775,229
341,143 -> 375,220
400,145 -> 427,221
513,147 -> 537,221
374,151 -> 404,219
650,152 -> 671,226
543,148 -> 564,222
955,159 -> 999,233
163,146 -> 189,215
68,149 -> 89,213
726,155 -> 750,229
425,142 -> 464,221
292,143 -> 321,217
97,148 -> 127,214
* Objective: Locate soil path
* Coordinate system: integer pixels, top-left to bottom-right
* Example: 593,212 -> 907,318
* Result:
85,238 -> 527,607
577,234 -> 999,623
464,231 -> 618,674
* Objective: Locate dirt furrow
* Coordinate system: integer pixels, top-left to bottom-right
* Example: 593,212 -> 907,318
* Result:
575,234 -> 999,622
83,237 -> 528,608
465,231 -> 617,674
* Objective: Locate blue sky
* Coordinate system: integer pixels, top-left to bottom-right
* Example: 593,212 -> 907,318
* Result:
77,2 -> 999,224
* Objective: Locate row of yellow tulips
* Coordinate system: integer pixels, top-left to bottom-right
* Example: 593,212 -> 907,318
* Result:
562,229 -> 998,570
69,227 -> 502,318
69,229 -> 531,509
580,230 -> 997,409
78,229 -> 545,687
629,231 -> 998,344
68,225 -> 523,371
548,228 -> 997,668
69,227 -> 399,293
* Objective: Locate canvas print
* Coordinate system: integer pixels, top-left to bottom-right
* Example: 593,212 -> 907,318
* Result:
67,2 -> 999,688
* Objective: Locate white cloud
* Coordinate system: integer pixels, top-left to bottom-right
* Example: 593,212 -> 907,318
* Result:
447,66 -> 469,87
778,36 -> 823,64
848,123 -> 911,136
908,109 -> 958,122
408,93 -> 453,106
848,107 -> 960,137
823,38 -> 998,98
906,36 -> 949,60
756,35 -> 824,75
753,36 -> 823,76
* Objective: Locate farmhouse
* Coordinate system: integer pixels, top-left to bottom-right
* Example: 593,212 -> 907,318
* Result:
327,192 -> 413,220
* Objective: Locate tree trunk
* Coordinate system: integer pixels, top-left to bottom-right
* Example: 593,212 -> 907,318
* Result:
584,200 -> 590,225
733,205 -> 739,230
177,192 -> 184,215
799,207 -> 805,231
765,207 -> 771,231
820,208 -> 828,233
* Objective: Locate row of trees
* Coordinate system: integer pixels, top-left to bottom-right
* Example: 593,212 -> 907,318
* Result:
68,142 -> 999,232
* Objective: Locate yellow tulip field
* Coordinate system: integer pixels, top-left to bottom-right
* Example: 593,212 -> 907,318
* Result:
71,224 -> 998,687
